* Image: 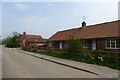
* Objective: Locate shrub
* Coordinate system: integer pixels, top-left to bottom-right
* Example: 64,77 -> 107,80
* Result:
3,35 -> 20,48
22,47 -> 32,52
66,34 -> 84,54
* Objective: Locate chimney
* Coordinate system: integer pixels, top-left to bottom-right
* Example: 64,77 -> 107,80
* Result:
82,21 -> 86,28
23,32 -> 26,35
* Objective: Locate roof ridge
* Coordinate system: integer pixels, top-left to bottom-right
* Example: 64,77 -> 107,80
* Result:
87,20 -> 119,27
26,34 -> 41,36
57,20 -> 119,33
58,27 -> 80,32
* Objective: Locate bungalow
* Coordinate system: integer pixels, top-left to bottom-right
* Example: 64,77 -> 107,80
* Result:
18,32 -> 47,49
49,20 -> 120,53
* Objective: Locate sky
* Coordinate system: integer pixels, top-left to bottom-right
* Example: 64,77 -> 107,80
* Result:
1,0 -> 119,39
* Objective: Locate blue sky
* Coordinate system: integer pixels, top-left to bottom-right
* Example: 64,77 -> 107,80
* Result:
1,1 -> 119,39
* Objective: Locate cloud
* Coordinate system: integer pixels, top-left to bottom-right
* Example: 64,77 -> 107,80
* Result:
14,2 -> 28,11
46,3 -> 55,6
0,6 -> 2,37
1,0 -> 119,2
19,15 -> 49,28
17,15 -> 51,37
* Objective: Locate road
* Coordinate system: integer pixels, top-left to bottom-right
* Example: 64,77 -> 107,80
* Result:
2,46 -> 100,78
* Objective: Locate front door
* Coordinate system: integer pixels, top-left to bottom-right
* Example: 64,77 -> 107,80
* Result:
92,40 -> 96,50
59,41 -> 62,49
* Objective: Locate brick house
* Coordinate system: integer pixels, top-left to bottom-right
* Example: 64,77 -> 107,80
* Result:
18,32 -> 47,49
49,20 -> 120,53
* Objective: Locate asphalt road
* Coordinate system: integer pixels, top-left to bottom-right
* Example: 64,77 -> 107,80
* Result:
2,46 -> 100,78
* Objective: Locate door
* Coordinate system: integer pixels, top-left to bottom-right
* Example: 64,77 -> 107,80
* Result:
92,40 -> 96,50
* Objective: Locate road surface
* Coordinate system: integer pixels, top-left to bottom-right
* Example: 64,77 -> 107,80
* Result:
2,46 -> 100,78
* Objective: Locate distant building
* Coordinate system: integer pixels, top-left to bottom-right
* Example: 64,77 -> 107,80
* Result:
18,32 -> 47,50
49,20 -> 120,53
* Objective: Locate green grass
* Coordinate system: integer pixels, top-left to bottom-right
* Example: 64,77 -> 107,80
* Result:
0,41 -> 2,45
24,49 -> 120,70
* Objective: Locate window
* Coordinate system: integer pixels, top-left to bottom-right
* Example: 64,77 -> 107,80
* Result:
63,41 -> 68,48
111,39 -> 116,48
106,39 -> 120,49
83,41 -> 87,48
106,39 -> 110,48
116,39 -> 120,48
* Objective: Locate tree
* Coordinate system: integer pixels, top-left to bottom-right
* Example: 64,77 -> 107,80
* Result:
66,34 -> 84,54
2,32 -> 20,48
2,36 -> 11,45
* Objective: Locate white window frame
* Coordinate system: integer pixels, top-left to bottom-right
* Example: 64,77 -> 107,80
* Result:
83,41 -> 87,48
106,39 -> 120,49
92,39 -> 96,50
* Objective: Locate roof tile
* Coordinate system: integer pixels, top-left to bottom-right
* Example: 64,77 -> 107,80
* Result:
49,20 -> 120,40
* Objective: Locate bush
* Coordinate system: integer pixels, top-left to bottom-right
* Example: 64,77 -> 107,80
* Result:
66,34 -> 84,54
22,47 -> 32,51
3,35 -> 20,48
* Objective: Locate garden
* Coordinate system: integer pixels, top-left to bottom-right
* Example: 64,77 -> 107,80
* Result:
23,48 -> 120,70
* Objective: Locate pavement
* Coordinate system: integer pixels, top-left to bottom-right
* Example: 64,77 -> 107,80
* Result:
14,48 -> 119,78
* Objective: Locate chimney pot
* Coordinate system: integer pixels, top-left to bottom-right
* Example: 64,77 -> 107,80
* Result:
82,21 -> 86,28
23,32 -> 26,35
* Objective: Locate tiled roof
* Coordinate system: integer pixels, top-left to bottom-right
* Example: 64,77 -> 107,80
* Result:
22,35 -> 42,39
49,20 -> 120,41
19,34 -> 43,42
27,38 -> 46,43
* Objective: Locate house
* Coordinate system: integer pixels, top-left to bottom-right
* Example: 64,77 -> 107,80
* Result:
49,20 -> 120,53
18,32 -> 47,49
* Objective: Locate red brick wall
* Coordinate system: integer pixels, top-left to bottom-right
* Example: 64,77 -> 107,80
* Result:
86,38 -> 120,53
105,49 -> 120,53
25,41 -> 29,46
96,38 -> 106,50
28,43 -> 37,46
96,38 -> 120,53
28,42 -> 45,47
87,40 -> 92,50
51,38 -> 120,53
